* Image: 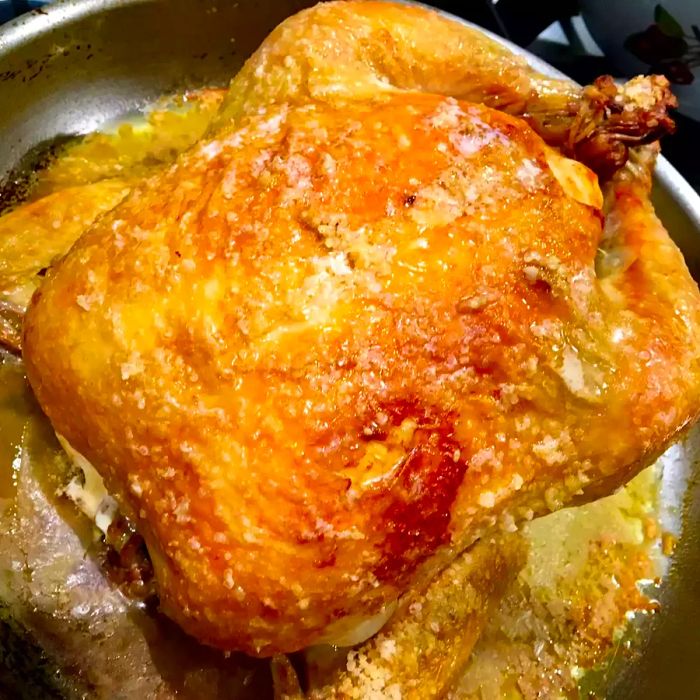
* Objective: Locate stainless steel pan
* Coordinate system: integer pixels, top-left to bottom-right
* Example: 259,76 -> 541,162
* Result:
0,1 -> 698,697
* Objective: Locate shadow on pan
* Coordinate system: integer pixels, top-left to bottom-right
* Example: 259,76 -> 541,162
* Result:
0,1 -> 699,698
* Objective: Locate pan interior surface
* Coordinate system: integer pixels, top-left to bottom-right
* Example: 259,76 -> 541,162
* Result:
0,1 -> 699,698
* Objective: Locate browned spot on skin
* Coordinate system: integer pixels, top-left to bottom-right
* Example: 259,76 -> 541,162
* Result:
530,278 -> 553,297
358,402 -> 468,583
314,552 -> 338,569
373,427 -> 467,582
261,602 -> 283,621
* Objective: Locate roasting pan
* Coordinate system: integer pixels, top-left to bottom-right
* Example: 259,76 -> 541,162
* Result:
0,1 -> 699,697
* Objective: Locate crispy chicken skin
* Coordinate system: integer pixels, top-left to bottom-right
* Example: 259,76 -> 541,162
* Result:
21,2 -> 700,656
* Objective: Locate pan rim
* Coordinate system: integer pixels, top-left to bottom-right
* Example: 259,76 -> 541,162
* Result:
0,0 -> 151,53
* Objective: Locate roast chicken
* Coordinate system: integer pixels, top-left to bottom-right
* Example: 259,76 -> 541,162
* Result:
15,1 -> 700,658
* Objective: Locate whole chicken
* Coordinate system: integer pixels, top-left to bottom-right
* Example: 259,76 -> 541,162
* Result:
21,1 -> 700,657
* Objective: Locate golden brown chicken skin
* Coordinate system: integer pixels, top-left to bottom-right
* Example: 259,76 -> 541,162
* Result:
21,3 -> 700,656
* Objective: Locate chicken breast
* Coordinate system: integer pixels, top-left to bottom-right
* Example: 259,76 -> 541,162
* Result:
21,1 -> 700,657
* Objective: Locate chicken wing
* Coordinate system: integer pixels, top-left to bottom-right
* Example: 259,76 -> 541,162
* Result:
21,1 -> 700,657
0,180 -> 130,351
